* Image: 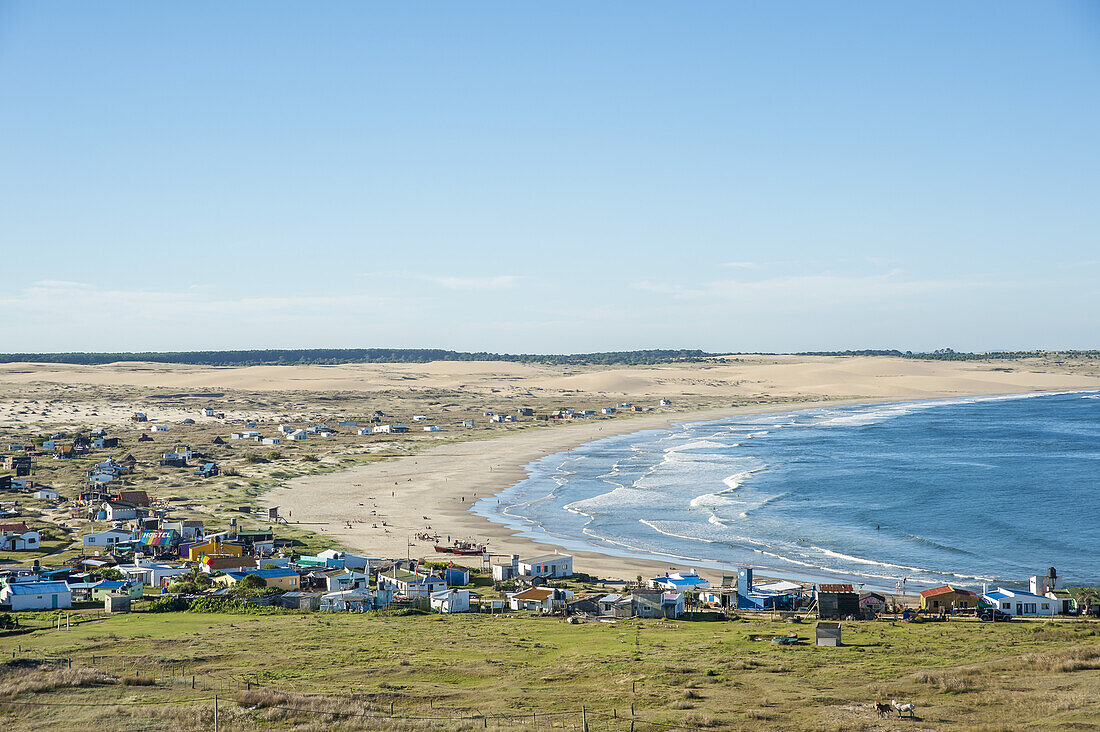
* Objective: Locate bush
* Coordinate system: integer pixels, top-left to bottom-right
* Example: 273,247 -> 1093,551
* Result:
237,574 -> 267,590
148,596 -> 190,613
0,614 -> 18,630
187,597 -> 279,614
266,451 -> 282,461
301,455 -> 319,463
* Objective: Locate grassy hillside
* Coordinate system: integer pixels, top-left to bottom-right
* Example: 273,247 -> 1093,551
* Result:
0,610 -> 1096,730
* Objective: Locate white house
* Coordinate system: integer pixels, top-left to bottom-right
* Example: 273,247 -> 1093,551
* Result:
358,427 -> 372,436
508,587 -> 574,612
377,568 -> 447,597
982,587 -> 1057,617
431,588 -> 471,613
152,425 -> 168,432
102,500 -> 138,522
0,530 -> 40,551
262,437 -> 281,446
651,570 -> 710,592
83,528 -> 134,547
423,425 -> 442,432
316,550 -> 377,572
659,399 -> 672,406
0,581 -> 72,611
289,430 -> 308,441
601,407 -> 616,414
34,489 -> 61,501
518,553 -> 573,578
202,408 -> 216,417
278,424 -> 295,434
117,560 -> 189,587
412,415 -> 428,422
462,419 -> 475,428
372,424 -> 409,434
325,571 -> 370,592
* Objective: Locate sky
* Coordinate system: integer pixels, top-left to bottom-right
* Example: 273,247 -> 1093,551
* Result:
1,1 -> 1098,354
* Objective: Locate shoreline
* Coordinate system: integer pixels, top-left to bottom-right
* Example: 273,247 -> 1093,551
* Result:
265,389 -> 1087,589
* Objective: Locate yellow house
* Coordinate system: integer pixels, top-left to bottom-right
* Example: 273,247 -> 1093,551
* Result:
213,568 -> 299,591
186,539 -> 243,561
919,585 -> 980,612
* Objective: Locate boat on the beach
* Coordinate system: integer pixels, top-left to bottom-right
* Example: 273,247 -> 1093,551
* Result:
434,540 -> 486,555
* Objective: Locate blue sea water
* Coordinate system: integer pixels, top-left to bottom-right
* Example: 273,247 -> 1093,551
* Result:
474,392 -> 1100,591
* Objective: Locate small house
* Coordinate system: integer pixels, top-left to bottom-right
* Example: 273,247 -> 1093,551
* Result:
632,591 -> 685,619
34,489 -> 61,501
816,584 -> 860,619
0,529 -> 40,551
152,425 -> 168,432
102,500 -> 138,522
215,568 -> 301,591
650,570 -> 709,592
509,586 -> 573,613
443,566 -> 471,586
412,415 -> 428,422
518,408 -> 534,417
325,571 -> 370,592
981,587 -> 1057,617
104,593 -> 131,614
377,568 -> 446,597
518,553 -> 573,579
462,419 -> 475,428
919,585 -> 979,613
202,408 -> 216,417
660,399 -> 672,406
431,588 -> 471,613
0,581 -> 72,611
82,528 -> 134,548
194,462 -> 219,478
289,430 -> 308,441
262,437 -> 281,446
859,591 -> 888,614
816,622 -> 842,646
423,425 -> 442,432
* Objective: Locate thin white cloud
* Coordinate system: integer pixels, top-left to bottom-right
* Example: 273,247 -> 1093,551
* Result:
364,271 -> 521,292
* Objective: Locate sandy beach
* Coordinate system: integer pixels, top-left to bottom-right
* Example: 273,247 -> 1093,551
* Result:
265,372 -> 1100,585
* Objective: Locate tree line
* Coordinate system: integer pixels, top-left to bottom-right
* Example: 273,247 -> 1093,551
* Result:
0,348 -> 713,367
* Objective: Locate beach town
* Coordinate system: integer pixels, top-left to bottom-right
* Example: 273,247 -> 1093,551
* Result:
0,354 -> 1098,728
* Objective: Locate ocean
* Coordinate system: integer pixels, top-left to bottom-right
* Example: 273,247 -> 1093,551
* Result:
474,391 -> 1100,591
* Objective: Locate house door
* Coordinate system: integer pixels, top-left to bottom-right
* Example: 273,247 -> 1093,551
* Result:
51,594 -> 58,609
1016,603 -> 1023,615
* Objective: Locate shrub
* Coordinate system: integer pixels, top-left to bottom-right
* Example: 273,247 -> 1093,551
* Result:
148,596 -> 190,613
301,455 -> 319,463
237,574 -> 267,590
266,450 -> 282,461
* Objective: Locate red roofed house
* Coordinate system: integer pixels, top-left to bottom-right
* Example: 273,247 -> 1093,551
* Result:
919,585 -> 979,612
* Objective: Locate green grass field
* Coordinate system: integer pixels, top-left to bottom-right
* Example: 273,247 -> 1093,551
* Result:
0,609 -> 1097,730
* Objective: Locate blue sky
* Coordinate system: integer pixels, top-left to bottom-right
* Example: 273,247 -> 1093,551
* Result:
1,2 -> 1098,353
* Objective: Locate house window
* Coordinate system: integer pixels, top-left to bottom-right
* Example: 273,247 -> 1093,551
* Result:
1041,603 -> 1049,610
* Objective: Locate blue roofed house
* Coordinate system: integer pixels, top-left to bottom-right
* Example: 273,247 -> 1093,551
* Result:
1,580 -> 72,611
982,587 -> 1057,617
650,570 -> 710,592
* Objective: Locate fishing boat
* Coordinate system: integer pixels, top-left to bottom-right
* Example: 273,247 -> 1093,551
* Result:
434,540 -> 486,555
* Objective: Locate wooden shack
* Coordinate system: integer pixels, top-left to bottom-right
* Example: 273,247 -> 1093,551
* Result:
816,583 -> 859,619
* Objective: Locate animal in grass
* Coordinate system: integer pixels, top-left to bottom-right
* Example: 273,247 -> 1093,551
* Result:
892,699 -> 916,718
873,702 -> 892,718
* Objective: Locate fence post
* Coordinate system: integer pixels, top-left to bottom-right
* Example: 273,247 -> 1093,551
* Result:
582,707 -> 588,732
